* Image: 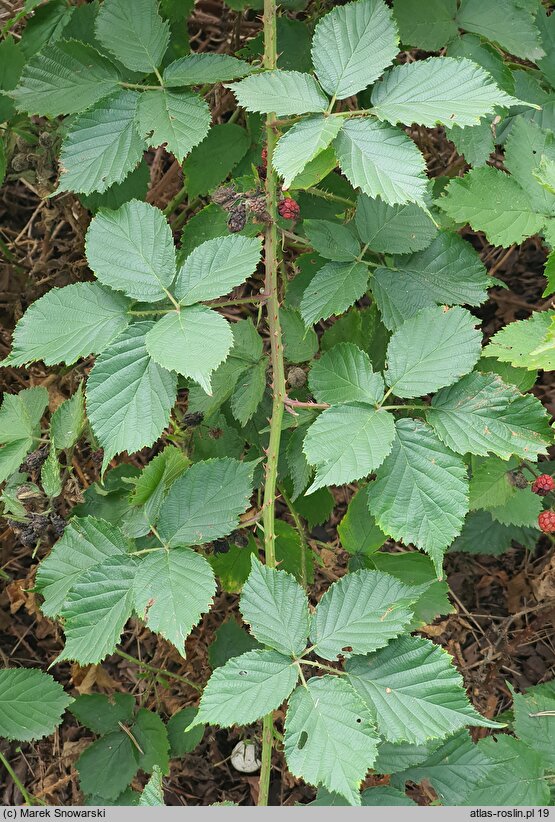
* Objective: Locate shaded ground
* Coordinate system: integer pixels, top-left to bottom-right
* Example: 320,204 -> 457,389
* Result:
1,0 -> 555,807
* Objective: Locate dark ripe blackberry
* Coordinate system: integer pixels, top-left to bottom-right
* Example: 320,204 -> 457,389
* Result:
49,513 -> 67,538
20,446 -> 49,473
183,411 -> 204,427
287,367 -> 306,388
11,153 -> 29,172
39,131 -> 53,148
508,470 -> 528,489
213,538 -> 230,554
228,203 -> 247,233
31,514 -> 50,535
247,195 -> 270,222
230,529 -> 249,548
212,186 -> 239,210
19,525 -> 38,548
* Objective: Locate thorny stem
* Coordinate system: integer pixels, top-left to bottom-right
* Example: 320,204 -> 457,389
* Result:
259,0 -> 281,807
115,648 -> 202,692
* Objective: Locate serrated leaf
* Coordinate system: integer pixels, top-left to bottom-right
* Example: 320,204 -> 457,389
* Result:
57,90 -> 145,195
41,446 -> 62,498
347,636 -> 502,744
95,0 -> 170,72
449,120 -> 494,168
512,684 -> 555,768
284,676 -> 379,806
489,486 -> 541,528
133,547 -> 216,656
438,167 -> 545,247
392,0 -> 457,51
227,70 -> 328,116
193,649 -> 298,727
450,510 -> 537,555
230,356 -> 267,426
393,730 -> 493,804
504,118 -> 555,215
12,40 -> 120,116
308,343 -> 384,405
240,558 -> 309,657
86,200 -> 176,302
338,486 -> 387,556
468,456 -> 516,511
36,517 -> 132,618
371,552 -> 454,626
385,306 -> 481,398
310,569 -> 419,661
303,220 -> 360,262
281,307 -> 319,363
69,693 -> 135,735
0,387 -> 48,483
131,445 -> 189,524
374,738 -> 441,775
140,767 -> 164,806
57,555 -> 137,664
368,419 -> 469,575
456,0 -> 544,62
372,58 -> 517,129
164,53 -> 253,85
137,90 -> 210,164
3,282 -> 131,367
465,736 -> 550,806
133,708 -> 170,775
334,118 -> 428,206
77,732 -> 139,801
355,194 -> 437,254
311,0 -> 398,99
183,123 -> 249,200
86,322 -> 177,470
361,787 -> 416,806
484,311 -> 555,370
273,116 -> 343,189
304,405 -> 395,494
167,708 -> 205,755
51,384 -> 85,450
0,669 -> 72,742
478,356 -> 537,393
299,260 -> 369,326
174,235 -> 262,305
157,458 -> 254,547
427,372 -> 551,459
145,306 -> 233,393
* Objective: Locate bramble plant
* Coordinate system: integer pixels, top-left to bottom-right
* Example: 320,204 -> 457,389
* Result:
1,0 -> 555,808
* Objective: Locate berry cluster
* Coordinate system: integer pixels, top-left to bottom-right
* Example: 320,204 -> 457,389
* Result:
531,474 -> 555,495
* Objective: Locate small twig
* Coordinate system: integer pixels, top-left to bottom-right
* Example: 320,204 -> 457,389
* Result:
115,648 -> 202,692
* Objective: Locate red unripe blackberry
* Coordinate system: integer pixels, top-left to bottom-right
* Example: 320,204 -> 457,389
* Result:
538,510 -> 555,532
278,197 -> 300,220
532,474 -> 555,496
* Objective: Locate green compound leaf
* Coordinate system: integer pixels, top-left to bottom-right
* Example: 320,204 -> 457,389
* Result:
77,731 -> 139,801
468,455 -> 517,511
227,70 -> 328,116
449,120 -> 494,168
50,383 -> 85,450
311,0 -> 398,99
36,516 -> 132,618
310,569 -> 420,661
384,306 -> 482,398
504,118 -> 555,216
483,311 -> 555,371
450,510 -> 537,555
304,220 -> 360,262
308,343 -> 385,405
133,708 -> 170,775
355,194 -> 438,254
2,283 -> 131,367
284,676 -> 379,806
427,372 -> 552,459
273,116 -> 343,189
438,166 -> 545,247
164,53 -> 253,85
86,322 -> 177,470
174,235 -> 262,305
338,486 -> 387,556
240,557 -> 310,658
157,458 -> 254,547
392,0 -> 458,51
392,730 -> 493,805
465,736 -> 550,806
0,669 -> 72,742
303,405 -> 396,494
57,555 -> 137,665
0,387 -> 48,483
230,356 -> 267,426
368,419 -> 469,575
69,693 -> 135,735
133,548 -> 216,656
57,90 -> 145,196
95,0 -> 170,72
299,260 -> 369,327
193,649 -> 299,728
512,682 -> 555,769
347,636 -> 502,744
371,57 -> 517,129
137,90 -> 211,164
145,306 -> 233,394
86,200 -> 176,302
334,118 -> 428,206
12,40 -> 120,116
183,123 -> 249,200
456,0 -> 544,62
